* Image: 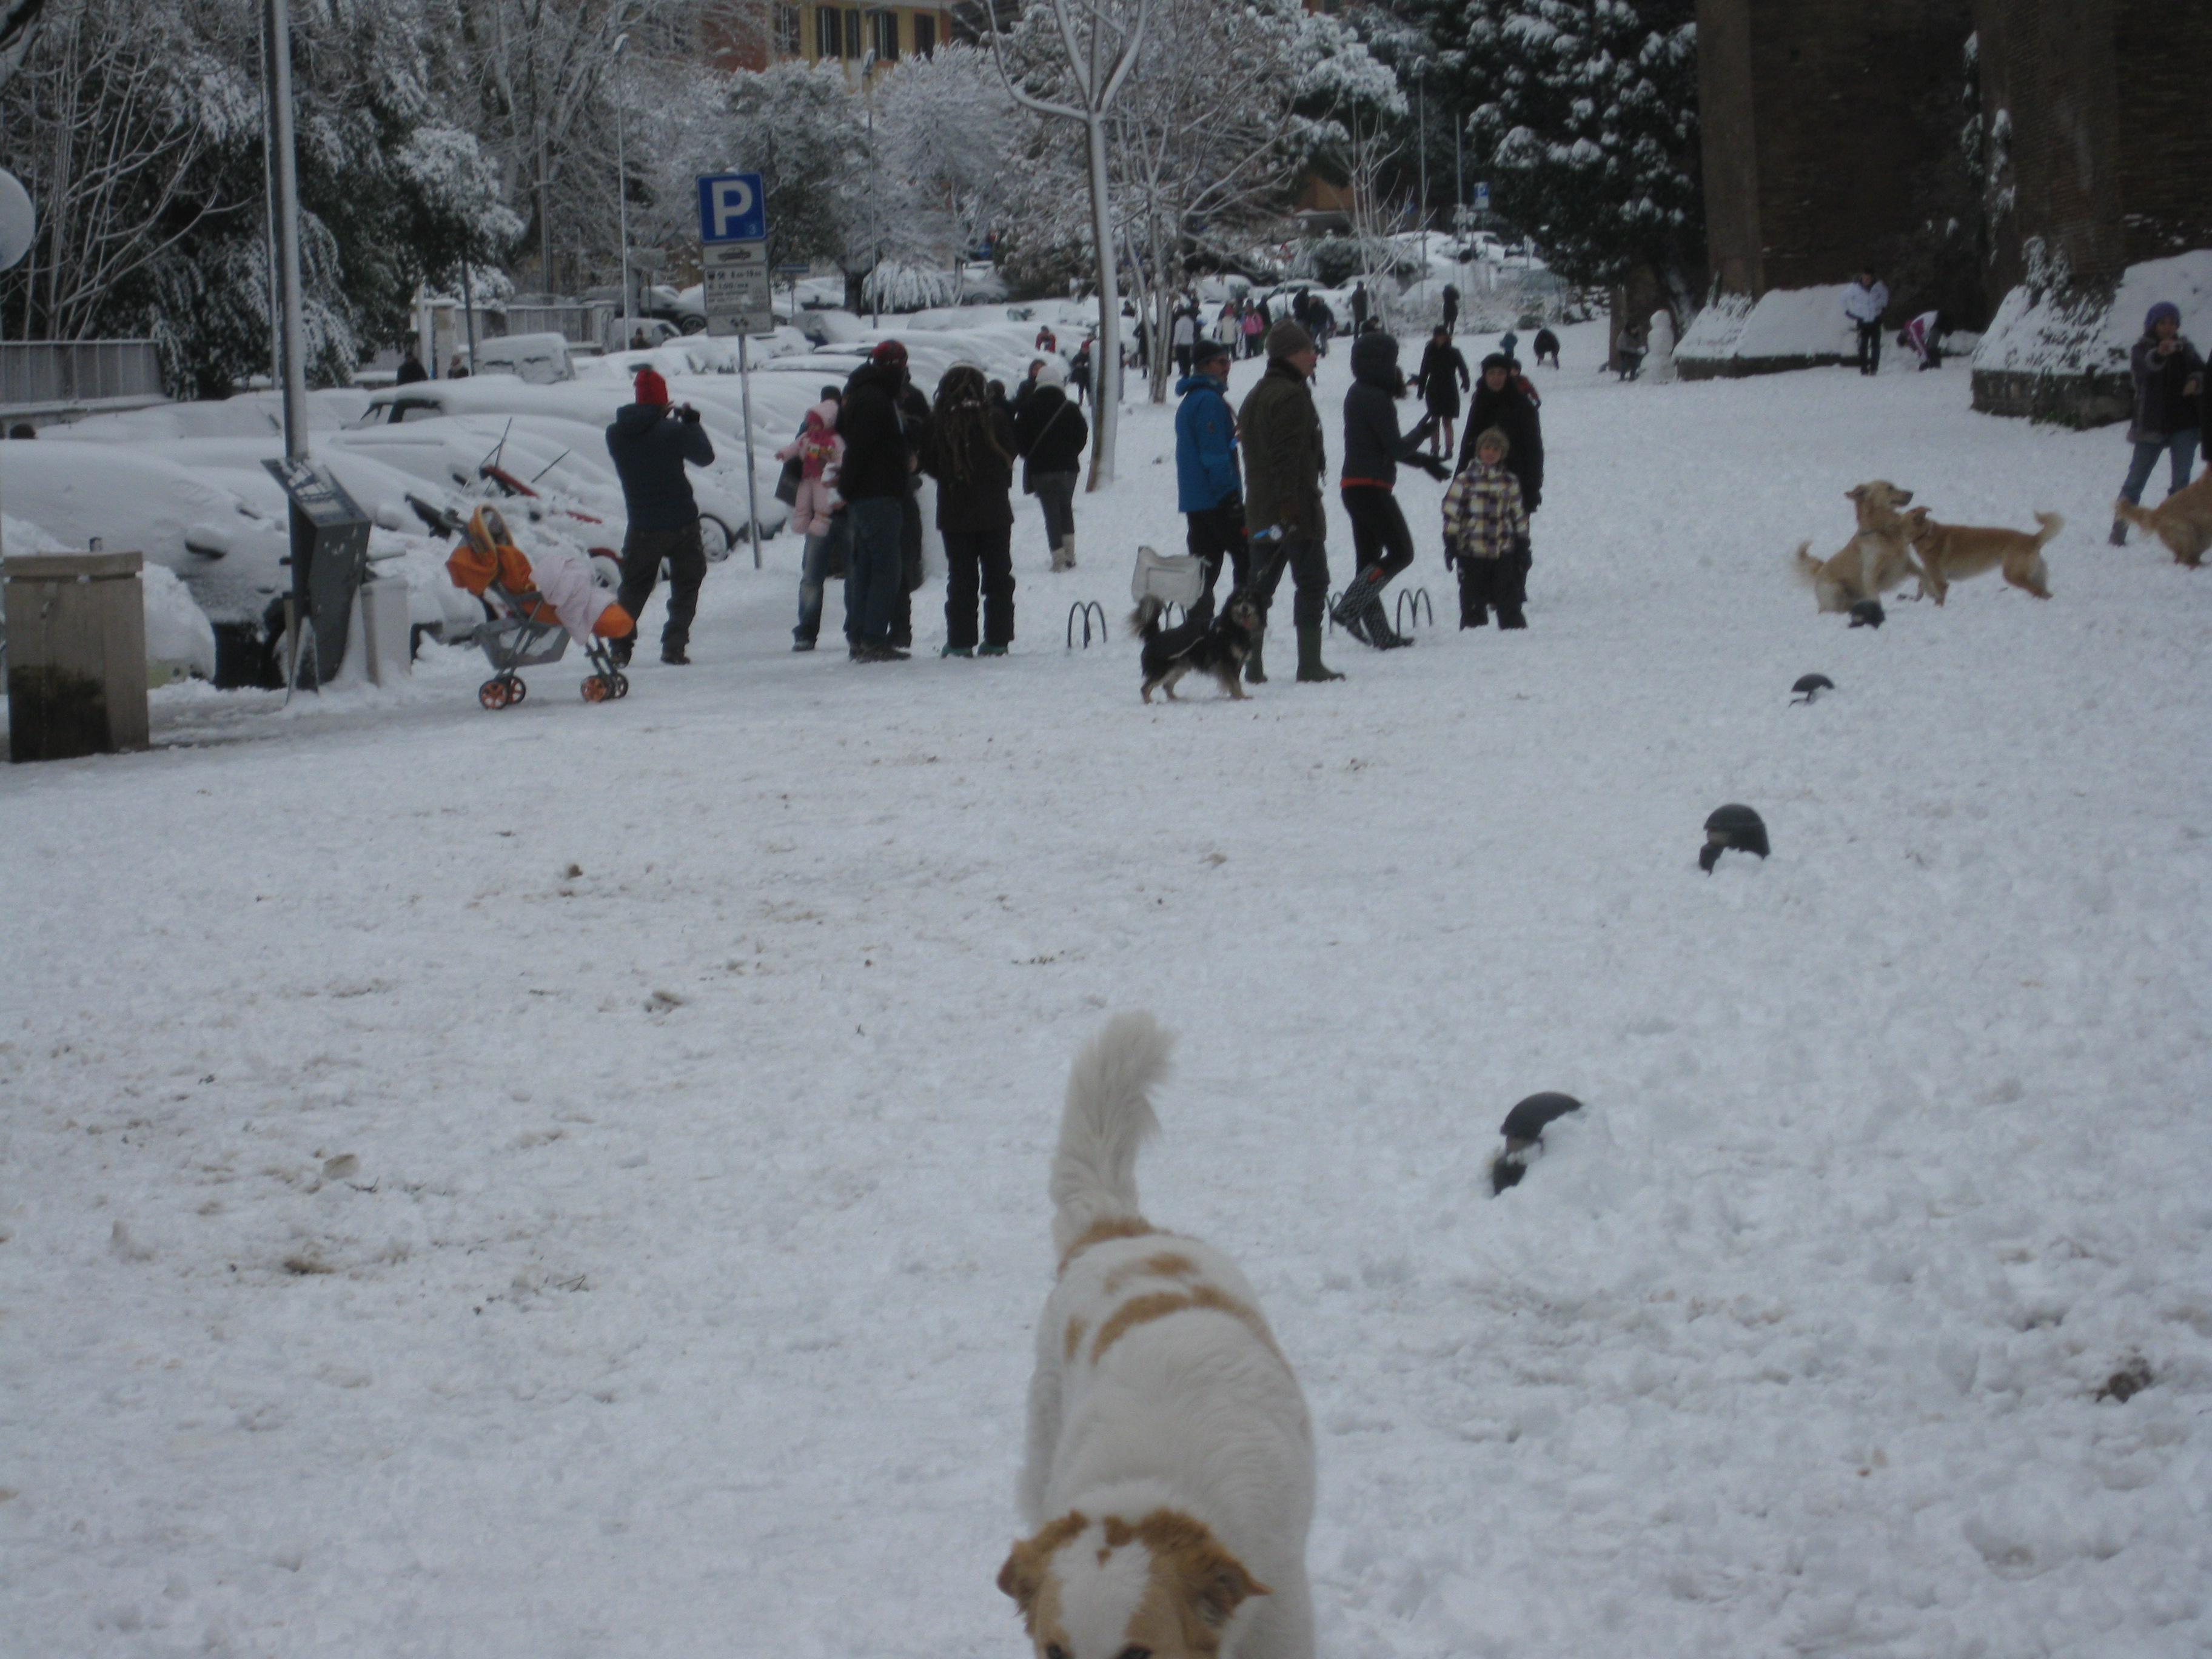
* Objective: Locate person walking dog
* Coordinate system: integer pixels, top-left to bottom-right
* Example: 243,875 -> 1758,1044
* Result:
1238,318 -> 1341,683
1175,338 -> 1247,609
2110,301 -> 2203,545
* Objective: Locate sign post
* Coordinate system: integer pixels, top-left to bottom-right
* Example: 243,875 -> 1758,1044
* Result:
698,171 -> 772,570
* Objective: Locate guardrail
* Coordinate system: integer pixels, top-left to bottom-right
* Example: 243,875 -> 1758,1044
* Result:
0,340 -> 164,406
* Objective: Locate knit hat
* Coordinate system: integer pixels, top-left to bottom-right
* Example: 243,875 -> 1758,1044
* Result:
1480,352 -> 1512,373
1034,356 -> 1068,389
1265,317 -> 1316,360
1195,337 -> 1235,368
870,339 -> 908,366
633,366 -> 669,406
2145,301 -> 2182,333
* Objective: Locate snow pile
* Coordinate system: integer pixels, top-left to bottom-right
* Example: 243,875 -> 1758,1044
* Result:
1972,249 -> 2212,380
1680,287 -> 1854,375
141,564 -> 219,682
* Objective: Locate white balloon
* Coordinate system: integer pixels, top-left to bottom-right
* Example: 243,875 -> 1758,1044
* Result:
0,169 -> 36,272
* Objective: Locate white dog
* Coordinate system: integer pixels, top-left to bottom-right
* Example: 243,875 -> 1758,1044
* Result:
998,1013 -> 1316,1659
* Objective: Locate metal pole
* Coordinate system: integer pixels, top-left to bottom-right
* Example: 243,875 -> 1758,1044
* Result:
613,35 -> 631,336
538,127 -> 553,296
1418,75 -> 1428,268
1455,109 -> 1463,233
264,0 -> 307,463
739,332 -> 762,569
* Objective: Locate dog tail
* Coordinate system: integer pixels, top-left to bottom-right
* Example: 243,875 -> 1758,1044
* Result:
1128,595 -> 1164,639
1790,541 -> 1820,586
1049,1011 -> 1171,1257
2113,495 -> 2153,532
2033,510 -> 2065,545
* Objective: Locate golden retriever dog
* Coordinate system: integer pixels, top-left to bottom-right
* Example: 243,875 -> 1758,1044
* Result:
1901,507 -> 2061,603
1792,480 -> 1921,612
2114,471 -> 2212,567
999,1013 -> 1314,1659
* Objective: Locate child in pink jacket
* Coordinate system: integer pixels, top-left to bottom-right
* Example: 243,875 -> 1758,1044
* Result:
776,395 -> 845,537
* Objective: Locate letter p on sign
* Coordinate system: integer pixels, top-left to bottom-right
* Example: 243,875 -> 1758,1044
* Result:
697,172 -> 767,243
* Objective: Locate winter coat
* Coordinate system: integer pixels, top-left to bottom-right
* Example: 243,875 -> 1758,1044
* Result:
1415,340 -> 1470,420
1239,355 -> 1326,537
605,403 -> 716,531
1458,378 -> 1544,512
920,404 -> 1017,532
1175,372 -> 1241,512
1341,333 -> 1433,490
1532,327 -> 1561,361
1842,280 -> 1889,324
836,361 -> 910,502
395,355 -> 429,386
1441,458 -> 1529,561
1013,384 -> 1088,489
775,400 -> 845,482
2128,333 -> 2206,444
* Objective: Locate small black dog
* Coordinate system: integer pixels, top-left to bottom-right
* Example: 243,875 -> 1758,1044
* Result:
1131,592 -> 1262,703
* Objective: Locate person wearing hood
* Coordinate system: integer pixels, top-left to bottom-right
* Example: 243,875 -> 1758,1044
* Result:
1175,338 -> 1246,608
1013,355 -> 1088,571
1455,352 -> 1544,622
2110,301 -> 2203,545
1333,330 -> 1445,650
837,340 -> 916,661
920,364 -> 1018,655
604,365 -> 716,666
1238,317 -> 1341,683
1414,326 -> 1471,458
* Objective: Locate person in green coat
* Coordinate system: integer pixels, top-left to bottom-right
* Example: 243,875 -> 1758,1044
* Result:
1236,318 -> 1342,683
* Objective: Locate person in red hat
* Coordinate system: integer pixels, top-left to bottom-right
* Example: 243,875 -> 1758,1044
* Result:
603,365 -> 716,665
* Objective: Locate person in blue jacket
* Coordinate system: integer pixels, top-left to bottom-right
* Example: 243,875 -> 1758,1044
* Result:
1175,337 -> 1245,608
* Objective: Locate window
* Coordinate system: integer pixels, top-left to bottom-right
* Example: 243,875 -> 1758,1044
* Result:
774,3 -> 800,55
815,4 -> 840,56
843,8 -> 861,56
871,7 -> 899,61
913,12 -> 934,55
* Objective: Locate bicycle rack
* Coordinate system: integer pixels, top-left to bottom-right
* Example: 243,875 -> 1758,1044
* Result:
1396,586 -> 1435,633
1324,589 -> 1344,634
1066,600 -> 1109,648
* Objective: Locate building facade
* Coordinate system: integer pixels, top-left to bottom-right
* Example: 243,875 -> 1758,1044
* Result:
708,1 -> 957,72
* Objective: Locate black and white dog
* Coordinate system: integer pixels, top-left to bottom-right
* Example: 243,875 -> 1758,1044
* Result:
1131,593 -> 1262,703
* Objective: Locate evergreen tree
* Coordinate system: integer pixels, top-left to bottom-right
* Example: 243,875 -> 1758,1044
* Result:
1430,0 -> 1701,308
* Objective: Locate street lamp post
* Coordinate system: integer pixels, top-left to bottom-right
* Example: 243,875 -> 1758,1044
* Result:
612,33 -> 631,338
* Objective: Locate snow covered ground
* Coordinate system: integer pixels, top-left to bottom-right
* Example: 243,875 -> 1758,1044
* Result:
4,323 -> 2209,1657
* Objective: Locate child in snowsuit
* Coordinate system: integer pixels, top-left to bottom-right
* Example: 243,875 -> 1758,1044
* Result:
776,396 -> 845,539
1441,426 -> 1531,629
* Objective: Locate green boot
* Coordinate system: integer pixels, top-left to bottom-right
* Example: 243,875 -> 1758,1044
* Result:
1244,633 -> 1268,685
1296,623 -> 1344,682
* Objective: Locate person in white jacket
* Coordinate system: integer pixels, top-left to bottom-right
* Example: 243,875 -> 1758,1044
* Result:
1843,270 -> 1890,375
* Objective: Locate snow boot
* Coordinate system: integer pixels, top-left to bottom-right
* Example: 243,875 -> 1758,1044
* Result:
1062,532 -> 1076,569
1295,623 -> 1344,682
976,642 -> 1008,657
2108,520 -> 2128,547
1245,632 -> 1268,684
1362,597 -> 1409,648
1330,566 -> 1386,637
940,643 -> 974,658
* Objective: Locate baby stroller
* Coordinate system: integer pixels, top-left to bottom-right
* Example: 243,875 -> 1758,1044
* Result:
444,505 -> 634,709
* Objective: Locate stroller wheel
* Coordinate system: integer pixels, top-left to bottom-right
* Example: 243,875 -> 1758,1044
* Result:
581,674 -> 613,703
610,672 -> 630,699
508,676 -> 528,703
478,679 -> 511,710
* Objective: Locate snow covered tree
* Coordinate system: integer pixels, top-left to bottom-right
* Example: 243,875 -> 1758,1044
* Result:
1429,0 -> 1701,310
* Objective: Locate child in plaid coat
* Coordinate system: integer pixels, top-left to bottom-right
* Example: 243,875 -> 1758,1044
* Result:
1441,426 -> 1532,628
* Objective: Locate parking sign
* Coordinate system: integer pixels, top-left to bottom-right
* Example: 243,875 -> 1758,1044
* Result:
697,172 -> 767,244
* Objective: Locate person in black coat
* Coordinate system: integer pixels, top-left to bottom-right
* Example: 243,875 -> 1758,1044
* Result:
920,364 -> 1018,654
1532,327 -> 1561,368
1012,357 -> 1088,569
395,344 -> 429,384
1455,352 -> 1544,612
1413,327 -> 1470,458
1333,330 -> 1444,649
836,341 -> 916,660
605,366 -> 717,666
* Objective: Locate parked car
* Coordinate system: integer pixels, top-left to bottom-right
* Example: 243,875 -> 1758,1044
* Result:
465,332 -> 575,383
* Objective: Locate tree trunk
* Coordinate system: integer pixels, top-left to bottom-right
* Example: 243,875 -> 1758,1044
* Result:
1084,113 -> 1119,489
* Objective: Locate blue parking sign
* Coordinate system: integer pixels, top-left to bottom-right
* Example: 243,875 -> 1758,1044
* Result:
697,172 -> 768,243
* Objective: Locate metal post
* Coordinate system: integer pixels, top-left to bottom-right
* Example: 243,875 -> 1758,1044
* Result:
538,128 -> 553,296
739,332 -> 762,569
1455,109 -> 1463,234
613,34 -> 631,336
1418,73 -> 1428,267
263,0 -> 307,463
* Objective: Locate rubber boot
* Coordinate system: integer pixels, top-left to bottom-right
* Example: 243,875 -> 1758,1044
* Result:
1330,566 -> 1384,635
1244,632 -> 1268,684
1363,597 -> 1409,648
1295,623 -> 1344,682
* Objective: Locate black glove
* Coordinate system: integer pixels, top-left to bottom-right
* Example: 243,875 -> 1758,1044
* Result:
678,403 -> 702,424
1409,452 -> 1451,482
1443,540 -> 1458,571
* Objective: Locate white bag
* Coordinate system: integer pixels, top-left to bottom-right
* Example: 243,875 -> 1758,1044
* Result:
1130,545 -> 1204,608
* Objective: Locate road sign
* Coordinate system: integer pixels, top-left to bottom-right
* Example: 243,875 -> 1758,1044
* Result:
1473,181 -> 1490,211
697,172 -> 767,243
702,240 -> 774,337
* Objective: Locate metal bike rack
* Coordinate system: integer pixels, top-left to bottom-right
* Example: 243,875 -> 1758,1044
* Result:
1395,586 -> 1435,633
1066,600 -> 1109,648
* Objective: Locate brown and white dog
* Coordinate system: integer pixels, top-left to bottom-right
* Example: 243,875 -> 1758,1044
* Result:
2114,471 -> 2212,567
1793,480 -> 1922,612
1901,506 -> 2061,603
999,1013 -> 1315,1659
